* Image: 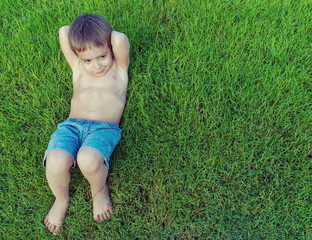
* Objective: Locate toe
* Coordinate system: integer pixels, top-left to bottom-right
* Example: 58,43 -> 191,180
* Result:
103,212 -> 109,220
44,216 -> 49,226
105,210 -> 111,219
53,226 -> 61,236
46,221 -> 52,230
49,224 -> 56,233
94,214 -> 100,223
108,203 -> 113,213
97,214 -> 103,222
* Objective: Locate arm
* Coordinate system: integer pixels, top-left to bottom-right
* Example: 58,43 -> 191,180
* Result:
111,31 -> 130,71
59,26 -> 79,69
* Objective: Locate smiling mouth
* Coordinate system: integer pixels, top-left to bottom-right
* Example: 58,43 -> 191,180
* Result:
96,69 -> 105,75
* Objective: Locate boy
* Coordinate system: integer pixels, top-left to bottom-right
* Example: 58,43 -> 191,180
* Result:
43,14 -> 129,236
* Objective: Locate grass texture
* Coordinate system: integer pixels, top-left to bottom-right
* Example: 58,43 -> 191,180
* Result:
1,0 -> 312,239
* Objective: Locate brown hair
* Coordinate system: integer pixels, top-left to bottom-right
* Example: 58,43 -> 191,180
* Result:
68,14 -> 113,53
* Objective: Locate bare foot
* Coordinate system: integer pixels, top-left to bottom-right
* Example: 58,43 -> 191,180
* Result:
92,184 -> 113,223
44,200 -> 68,236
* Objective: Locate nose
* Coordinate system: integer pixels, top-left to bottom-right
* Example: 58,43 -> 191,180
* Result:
94,60 -> 102,70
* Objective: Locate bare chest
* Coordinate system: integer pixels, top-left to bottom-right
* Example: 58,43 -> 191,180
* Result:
72,64 -> 128,95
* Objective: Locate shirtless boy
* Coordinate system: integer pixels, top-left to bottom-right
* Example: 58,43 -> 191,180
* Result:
43,14 -> 129,236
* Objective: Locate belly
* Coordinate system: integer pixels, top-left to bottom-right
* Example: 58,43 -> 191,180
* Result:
69,88 -> 125,124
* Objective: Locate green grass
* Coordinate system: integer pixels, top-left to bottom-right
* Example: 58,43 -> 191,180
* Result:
1,0 -> 312,239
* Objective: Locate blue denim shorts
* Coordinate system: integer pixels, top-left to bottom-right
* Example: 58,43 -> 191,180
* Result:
43,118 -> 122,169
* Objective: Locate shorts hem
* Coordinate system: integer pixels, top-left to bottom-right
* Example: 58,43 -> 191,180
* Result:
43,149 -> 76,169
79,146 -> 110,169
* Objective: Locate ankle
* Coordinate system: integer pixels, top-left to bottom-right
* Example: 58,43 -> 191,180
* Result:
54,198 -> 69,206
91,184 -> 108,198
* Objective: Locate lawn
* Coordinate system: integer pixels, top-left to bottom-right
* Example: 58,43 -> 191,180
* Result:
1,0 -> 312,239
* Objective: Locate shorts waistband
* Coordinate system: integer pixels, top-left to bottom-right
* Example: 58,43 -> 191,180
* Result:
67,118 -> 120,128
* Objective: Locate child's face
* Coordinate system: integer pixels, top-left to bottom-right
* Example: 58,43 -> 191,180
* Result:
77,44 -> 113,77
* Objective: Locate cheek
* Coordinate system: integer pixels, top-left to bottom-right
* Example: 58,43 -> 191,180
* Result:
104,57 -> 113,65
82,64 -> 93,72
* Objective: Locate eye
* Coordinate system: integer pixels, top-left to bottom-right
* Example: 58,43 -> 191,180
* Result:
100,55 -> 106,59
83,59 -> 91,63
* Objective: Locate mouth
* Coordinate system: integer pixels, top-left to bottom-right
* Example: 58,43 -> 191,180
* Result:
96,69 -> 105,75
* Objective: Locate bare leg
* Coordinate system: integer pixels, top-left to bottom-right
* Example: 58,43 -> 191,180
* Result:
44,150 -> 73,236
77,148 -> 113,222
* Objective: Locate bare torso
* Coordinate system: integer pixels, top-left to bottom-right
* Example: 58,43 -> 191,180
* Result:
69,62 -> 128,124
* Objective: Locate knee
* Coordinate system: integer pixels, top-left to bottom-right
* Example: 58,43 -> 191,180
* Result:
46,150 -> 73,173
77,148 -> 104,174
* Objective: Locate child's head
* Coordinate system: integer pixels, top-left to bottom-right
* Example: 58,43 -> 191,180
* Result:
68,14 -> 113,54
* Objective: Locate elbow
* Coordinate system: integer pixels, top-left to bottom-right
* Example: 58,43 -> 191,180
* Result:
59,26 -> 69,38
112,32 -> 129,47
